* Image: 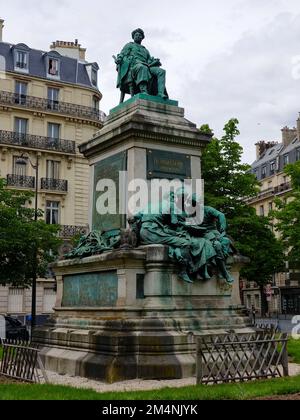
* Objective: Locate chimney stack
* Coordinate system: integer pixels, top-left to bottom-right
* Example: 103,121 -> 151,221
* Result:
0,19 -> 4,42
255,141 -> 278,159
50,39 -> 87,61
297,115 -> 300,142
281,126 -> 297,147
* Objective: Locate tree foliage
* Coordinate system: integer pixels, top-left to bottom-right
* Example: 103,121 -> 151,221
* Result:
0,179 -> 61,287
229,214 -> 284,285
273,161 -> 300,267
201,118 -> 285,286
201,118 -> 260,220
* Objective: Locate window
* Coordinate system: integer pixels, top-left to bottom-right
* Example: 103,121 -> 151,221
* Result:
48,88 -> 60,110
8,289 -> 24,313
46,160 -> 60,179
14,117 -> 28,136
13,156 -> 27,176
262,166 -> 267,179
255,295 -> 260,309
48,123 -> 60,146
43,288 -> 56,313
91,68 -> 98,87
48,58 -> 60,77
296,148 -> 300,161
93,96 -> 100,110
46,201 -> 60,225
15,81 -> 27,105
15,50 -> 28,70
260,205 -> 265,217
268,202 -> 273,212
283,154 -> 289,166
270,160 -> 276,174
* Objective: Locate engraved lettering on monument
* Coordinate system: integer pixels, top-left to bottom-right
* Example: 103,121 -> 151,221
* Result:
147,150 -> 192,180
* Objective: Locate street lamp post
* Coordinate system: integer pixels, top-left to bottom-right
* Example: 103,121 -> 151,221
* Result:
16,154 -> 40,335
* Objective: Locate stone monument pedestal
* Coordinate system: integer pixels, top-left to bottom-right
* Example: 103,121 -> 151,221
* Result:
35,246 -> 250,383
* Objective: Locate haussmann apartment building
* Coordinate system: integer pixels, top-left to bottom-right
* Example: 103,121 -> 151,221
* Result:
0,19 -> 104,323
242,119 -> 300,318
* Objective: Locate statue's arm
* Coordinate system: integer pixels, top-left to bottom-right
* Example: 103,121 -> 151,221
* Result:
206,206 -> 227,233
116,43 -> 132,64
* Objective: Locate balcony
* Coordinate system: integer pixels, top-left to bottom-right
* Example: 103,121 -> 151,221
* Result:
0,91 -> 105,124
41,178 -> 68,193
7,174 -> 35,189
0,130 -> 76,154
274,182 -> 292,195
60,225 -> 89,239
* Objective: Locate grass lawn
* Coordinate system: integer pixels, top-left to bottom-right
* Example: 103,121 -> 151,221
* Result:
288,339 -> 300,364
0,338 -> 299,400
0,376 -> 300,400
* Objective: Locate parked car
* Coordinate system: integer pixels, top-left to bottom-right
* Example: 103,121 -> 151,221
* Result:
0,315 -> 29,341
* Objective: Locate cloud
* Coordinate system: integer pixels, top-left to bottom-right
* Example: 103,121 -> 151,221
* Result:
2,1 -> 300,163
180,12 -> 300,163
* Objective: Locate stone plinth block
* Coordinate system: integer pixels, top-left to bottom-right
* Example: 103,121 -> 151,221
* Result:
35,246 -> 250,383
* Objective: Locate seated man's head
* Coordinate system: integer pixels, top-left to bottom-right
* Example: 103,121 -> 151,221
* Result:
132,28 -> 145,44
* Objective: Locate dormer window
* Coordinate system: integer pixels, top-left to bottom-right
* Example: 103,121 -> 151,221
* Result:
13,44 -> 30,73
16,51 -> 28,69
45,51 -> 61,79
91,68 -> 98,87
270,160 -> 276,174
85,62 -> 99,88
48,58 -> 59,76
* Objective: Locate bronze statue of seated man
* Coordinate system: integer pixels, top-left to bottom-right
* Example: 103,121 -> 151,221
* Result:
114,28 -> 168,103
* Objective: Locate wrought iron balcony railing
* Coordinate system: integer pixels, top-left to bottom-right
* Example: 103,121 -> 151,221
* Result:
60,225 -> 89,239
0,91 -> 105,124
274,182 -> 292,194
0,130 -> 76,154
7,174 -> 35,189
41,178 -> 68,192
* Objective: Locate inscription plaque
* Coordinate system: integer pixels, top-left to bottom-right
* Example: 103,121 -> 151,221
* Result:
147,150 -> 191,180
62,271 -> 118,307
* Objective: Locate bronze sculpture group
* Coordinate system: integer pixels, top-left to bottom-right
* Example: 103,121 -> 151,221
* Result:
68,190 -> 234,285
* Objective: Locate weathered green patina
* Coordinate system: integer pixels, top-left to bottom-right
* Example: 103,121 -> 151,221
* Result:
114,28 -> 168,103
109,93 -> 178,115
129,190 -> 234,284
147,150 -> 191,180
62,271 -> 118,307
92,152 -> 127,232
66,192 -> 234,285
66,230 -> 121,259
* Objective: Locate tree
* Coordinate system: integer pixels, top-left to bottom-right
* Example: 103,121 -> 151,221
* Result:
0,179 -> 61,287
230,213 -> 285,315
201,118 -> 260,219
273,161 -> 300,267
201,119 -> 285,312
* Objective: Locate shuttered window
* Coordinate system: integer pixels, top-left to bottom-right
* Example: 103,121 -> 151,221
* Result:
8,289 -> 24,313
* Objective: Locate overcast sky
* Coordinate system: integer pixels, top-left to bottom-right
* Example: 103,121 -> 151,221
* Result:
2,0 -> 300,163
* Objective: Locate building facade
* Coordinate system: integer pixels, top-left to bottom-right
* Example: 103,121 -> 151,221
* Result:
0,21 -> 104,323
243,118 -> 300,317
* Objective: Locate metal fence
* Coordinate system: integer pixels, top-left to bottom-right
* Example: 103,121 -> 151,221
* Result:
0,339 -> 48,383
196,331 -> 289,385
